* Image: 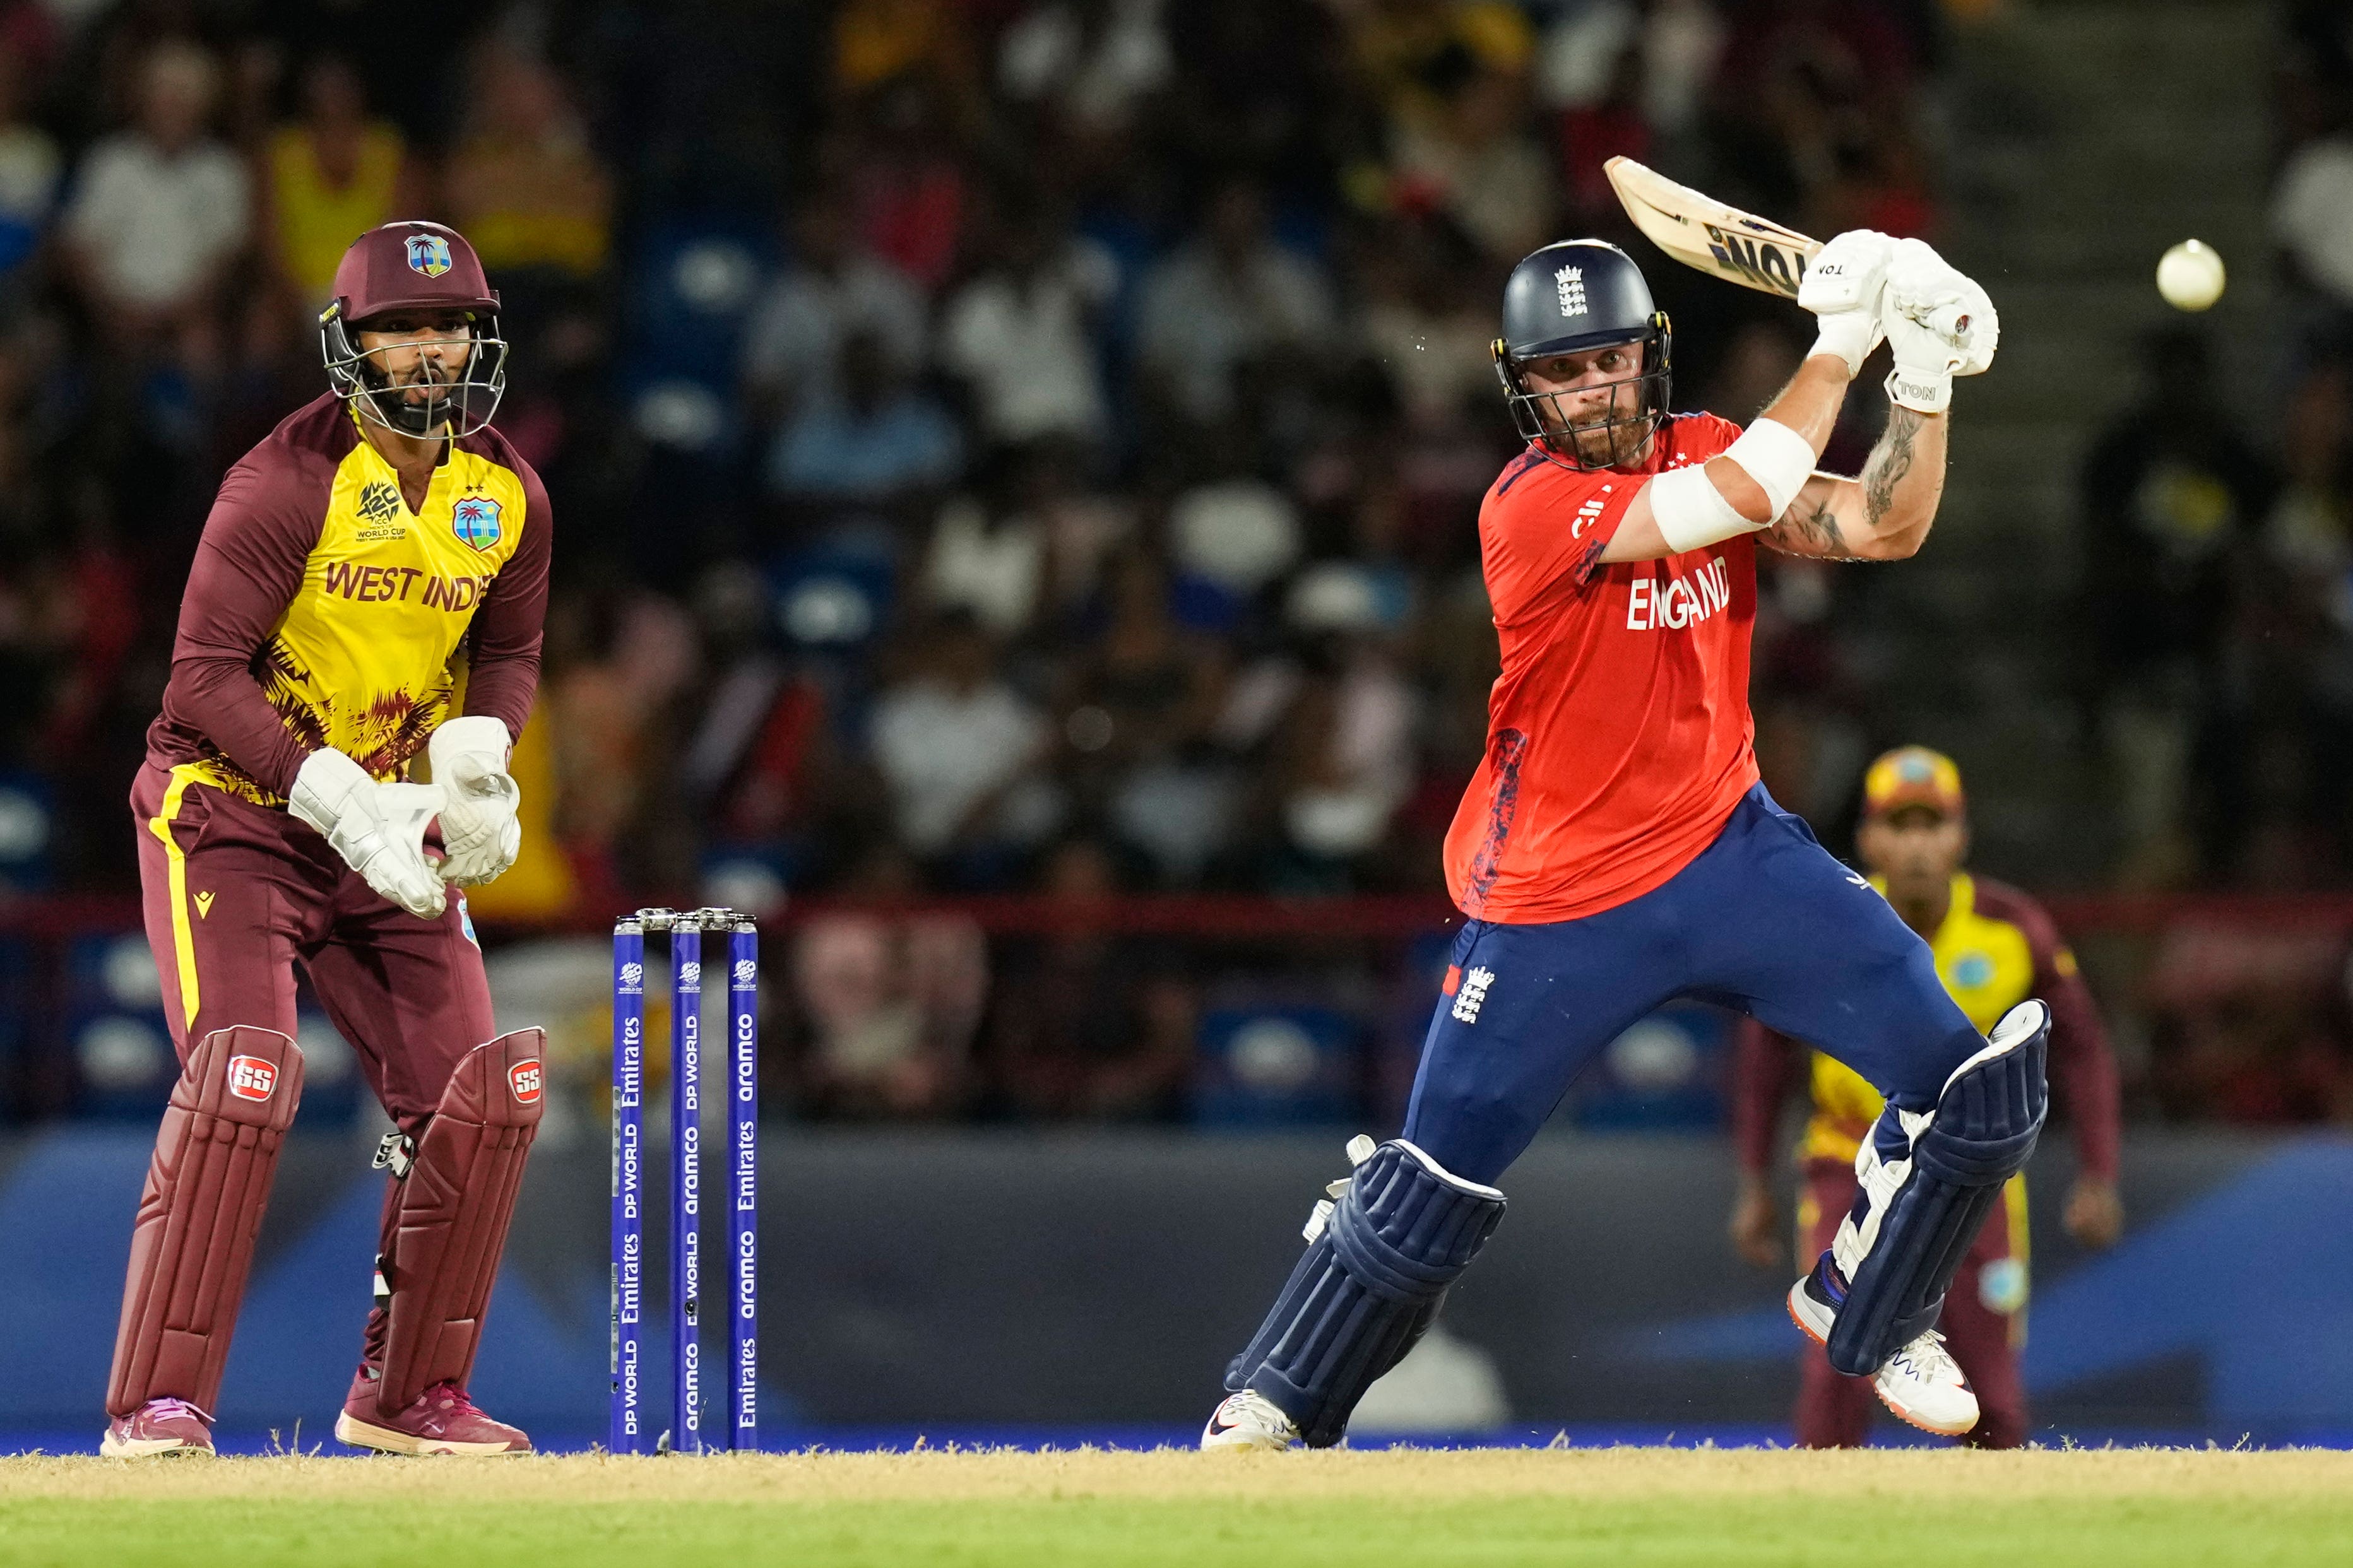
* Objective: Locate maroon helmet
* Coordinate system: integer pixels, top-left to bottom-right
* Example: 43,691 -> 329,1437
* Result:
320,220 -> 508,438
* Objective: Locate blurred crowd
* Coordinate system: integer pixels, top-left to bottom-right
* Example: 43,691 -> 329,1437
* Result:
0,0 -> 2347,1129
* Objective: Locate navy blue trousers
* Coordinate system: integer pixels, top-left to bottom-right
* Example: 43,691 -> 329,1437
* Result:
1404,785 -> 1982,1186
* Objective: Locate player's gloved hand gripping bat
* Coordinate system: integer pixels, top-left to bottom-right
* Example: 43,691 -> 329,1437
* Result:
1604,156 -> 1990,370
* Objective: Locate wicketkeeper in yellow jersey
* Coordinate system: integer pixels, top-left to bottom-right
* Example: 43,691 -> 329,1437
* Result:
1729,747 -> 2124,1447
103,221 -> 552,1458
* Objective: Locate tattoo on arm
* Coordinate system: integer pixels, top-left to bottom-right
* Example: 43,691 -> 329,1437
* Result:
1863,407 -> 1924,530
1767,492 -> 1848,558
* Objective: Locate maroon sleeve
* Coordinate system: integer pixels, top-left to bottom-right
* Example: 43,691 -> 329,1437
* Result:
1731,1017 -> 1805,1176
156,456 -> 327,796
1988,883 -> 2121,1181
458,452 -> 551,741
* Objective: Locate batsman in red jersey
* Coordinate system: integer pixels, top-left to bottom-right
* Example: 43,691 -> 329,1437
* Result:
1730,746 -> 2123,1447
1207,230 -> 2041,1452
103,221 -> 550,1457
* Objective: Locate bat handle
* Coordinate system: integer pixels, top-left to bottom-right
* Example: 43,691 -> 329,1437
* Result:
1926,302 -> 1969,341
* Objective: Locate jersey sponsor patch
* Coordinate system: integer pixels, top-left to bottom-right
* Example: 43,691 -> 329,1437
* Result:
509,1059 -> 544,1104
226,1054 -> 279,1102
452,493 -> 502,550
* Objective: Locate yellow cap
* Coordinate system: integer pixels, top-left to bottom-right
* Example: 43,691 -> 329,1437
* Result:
1863,745 -> 1965,821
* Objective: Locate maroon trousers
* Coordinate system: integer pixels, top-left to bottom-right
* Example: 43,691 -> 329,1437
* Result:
122,763 -> 495,1406
133,763 -> 494,1128
1795,1160 -> 2030,1448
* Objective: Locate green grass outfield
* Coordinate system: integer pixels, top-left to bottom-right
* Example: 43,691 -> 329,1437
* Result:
3,1447 -> 2349,1567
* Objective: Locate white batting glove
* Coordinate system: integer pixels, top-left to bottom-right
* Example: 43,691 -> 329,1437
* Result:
1797,230 -> 1895,375
427,716 -> 521,887
287,748 -> 448,919
1881,240 -> 1992,411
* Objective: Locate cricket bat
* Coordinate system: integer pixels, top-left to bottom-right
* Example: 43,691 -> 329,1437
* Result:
1604,156 -> 1966,338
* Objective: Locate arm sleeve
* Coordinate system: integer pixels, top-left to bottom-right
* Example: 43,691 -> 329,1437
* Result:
459,457 -> 552,741
1730,1017 -> 1805,1176
157,459 -> 324,795
2022,903 -> 2123,1180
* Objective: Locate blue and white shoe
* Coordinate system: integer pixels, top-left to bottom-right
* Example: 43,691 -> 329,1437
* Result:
1200,1390 -> 1300,1451
1789,1253 -> 1979,1437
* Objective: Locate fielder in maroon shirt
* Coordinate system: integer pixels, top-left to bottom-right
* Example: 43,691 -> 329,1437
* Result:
103,222 -> 552,1457
1729,747 -> 2124,1447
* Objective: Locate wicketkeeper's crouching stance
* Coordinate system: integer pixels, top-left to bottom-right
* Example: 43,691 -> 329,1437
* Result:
104,220 -> 552,1458
1205,229 -> 2049,1449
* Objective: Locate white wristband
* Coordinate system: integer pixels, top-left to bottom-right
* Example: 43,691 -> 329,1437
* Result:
1723,418 -> 1818,521
1649,464 -> 1763,554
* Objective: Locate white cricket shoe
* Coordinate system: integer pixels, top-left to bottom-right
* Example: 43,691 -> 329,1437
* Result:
1200,1390 -> 1300,1451
1787,1259 -> 1980,1437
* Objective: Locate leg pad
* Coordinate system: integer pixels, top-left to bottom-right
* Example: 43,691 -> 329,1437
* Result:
1825,1003 -> 2048,1376
107,1027 -> 305,1417
376,1029 -> 546,1414
1226,1140 -> 1505,1447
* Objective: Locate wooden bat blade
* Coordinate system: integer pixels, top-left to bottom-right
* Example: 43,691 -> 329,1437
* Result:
1603,156 -> 1821,301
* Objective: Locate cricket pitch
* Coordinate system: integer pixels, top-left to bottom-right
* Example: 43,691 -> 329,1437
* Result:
3,1447 -> 2348,1566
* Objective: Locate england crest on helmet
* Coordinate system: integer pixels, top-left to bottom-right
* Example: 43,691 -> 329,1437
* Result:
406,231 -> 453,278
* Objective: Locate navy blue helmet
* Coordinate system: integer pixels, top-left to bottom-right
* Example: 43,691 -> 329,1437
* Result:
1492,239 -> 1671,470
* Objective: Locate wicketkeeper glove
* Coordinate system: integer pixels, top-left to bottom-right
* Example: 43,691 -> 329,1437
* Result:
287,748 -> 448,919
1797,229 -> 1895,375
426,716 -> 521,887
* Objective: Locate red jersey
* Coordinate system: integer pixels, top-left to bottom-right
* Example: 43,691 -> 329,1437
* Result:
1443,412 -> 1760,923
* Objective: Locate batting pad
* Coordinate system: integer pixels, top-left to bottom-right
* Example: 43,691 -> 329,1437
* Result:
1228,1140 -> 1505,1447
107,1026 -> 306,1418
376,1029 -> 546,1413
1825,1003 -> 2049,1376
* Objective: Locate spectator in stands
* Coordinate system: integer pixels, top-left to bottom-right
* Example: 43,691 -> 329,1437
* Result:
870,610 -> 1059,878
2078,326 -> 2277,885
1135,178 -> 1333,431
1255,599 -> 1419,890
257,54 -> 423,312
1355,221 -> 1503,431
443,41 -> 612,314
0,47 -> 57,315
939,194 -> 1118,452
767,326 -> 963,509
985,835 -> 1197,1120
837,78 -> 971,293
1162,0 -> 1341,191
1058,548 -> 1235,883
1537,0 -> 1723,164
788,844 -> 987,1119
60,42 -> 247,360
925,483 -> 1048,640
2273,115 -> 2353,326
2253,358 -> 2353,879
744,189 -> 928,425
996,0 -> 1173,174
1384,42 -> 1557,265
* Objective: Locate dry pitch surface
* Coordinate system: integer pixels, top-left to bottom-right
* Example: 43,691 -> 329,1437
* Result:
4,1447 -> 2350,1567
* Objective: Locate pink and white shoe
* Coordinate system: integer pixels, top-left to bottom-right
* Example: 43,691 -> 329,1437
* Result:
100,1397 -> 215,1459
335,1371 -> 531,1456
